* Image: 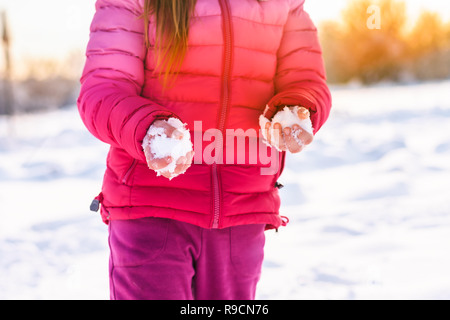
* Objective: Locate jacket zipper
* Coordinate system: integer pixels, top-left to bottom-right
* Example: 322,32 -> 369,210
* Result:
122,159 -> 138,184
212,0 -> 233,229
212,164 -> 221,228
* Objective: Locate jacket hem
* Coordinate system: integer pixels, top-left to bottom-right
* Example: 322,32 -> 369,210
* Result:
100,205 -> 283,230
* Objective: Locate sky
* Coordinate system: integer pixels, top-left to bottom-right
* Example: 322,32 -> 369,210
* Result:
0,0 -> 449,76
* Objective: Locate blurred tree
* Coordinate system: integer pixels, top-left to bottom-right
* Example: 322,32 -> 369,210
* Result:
343,0 -> 407,83
408,10 -> 447,58
319,20 -> 348,83
404,11 -> 450,80
1,10 -> 14,115
320,0 -> 450,84
14,54 -> 81,113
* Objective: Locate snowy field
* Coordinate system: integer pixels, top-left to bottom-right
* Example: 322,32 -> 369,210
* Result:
1,80 -> 449,300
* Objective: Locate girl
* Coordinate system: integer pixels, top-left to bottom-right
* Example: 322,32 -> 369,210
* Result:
78,0 -> 331,300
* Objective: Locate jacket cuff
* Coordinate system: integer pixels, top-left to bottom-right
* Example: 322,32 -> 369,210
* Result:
111,96 -> 181,162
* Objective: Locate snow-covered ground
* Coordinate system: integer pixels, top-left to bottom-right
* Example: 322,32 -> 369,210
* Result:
1,80 -> 449,300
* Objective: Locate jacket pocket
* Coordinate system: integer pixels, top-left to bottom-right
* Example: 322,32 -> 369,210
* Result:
121,159 -> 138,185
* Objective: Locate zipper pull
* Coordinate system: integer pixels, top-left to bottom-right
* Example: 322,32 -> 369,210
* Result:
90,193 -> 103,212
90,199 -> 100,212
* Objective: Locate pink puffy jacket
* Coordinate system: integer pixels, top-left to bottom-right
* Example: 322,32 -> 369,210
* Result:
77,0 -> 331,230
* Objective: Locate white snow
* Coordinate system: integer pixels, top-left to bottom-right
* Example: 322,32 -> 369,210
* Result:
260,106 -> 314,150
1,80 -> 450,300
142,117 -> 193,178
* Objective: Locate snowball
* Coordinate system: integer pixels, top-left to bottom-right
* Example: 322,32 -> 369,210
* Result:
259,106 -> 313,151
142,118 -> 193,179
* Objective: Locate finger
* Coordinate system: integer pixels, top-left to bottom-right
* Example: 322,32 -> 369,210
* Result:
174,156 -> 187,174
297,107 -> 310,120
265,122 -> 272,145
176,156 -> 187,165
151,120 -> 179,138
292,124 -> 313,146
176,165 -> 190,176
162,123 -> 176,137
298,131 -> 313,146
181,150 -> 195,171
171,129 -> 184,140
272,122 -> 286,151
185,151 -> 194,165
150,119 -> 169,131
160,170 -> 174,179
284,127 -> 303,154
174,163 -> 188,176
181,151 -> 194,173
149,156 -> 172,170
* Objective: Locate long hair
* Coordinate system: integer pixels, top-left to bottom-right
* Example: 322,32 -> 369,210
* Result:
143,0 -> 197,88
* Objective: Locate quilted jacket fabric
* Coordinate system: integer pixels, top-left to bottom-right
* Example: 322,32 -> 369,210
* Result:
77,0 -> 332,229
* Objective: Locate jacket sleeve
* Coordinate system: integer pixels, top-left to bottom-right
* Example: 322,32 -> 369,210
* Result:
264,0 -> 332,134
77,0 -> 178,162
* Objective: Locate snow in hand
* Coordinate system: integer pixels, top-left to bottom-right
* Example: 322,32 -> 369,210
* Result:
259,106 -> 313,150
142,117 -> 193,178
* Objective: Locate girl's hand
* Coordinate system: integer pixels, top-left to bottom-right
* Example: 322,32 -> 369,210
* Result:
264,107 -> 313,154
143,119 -> 194,179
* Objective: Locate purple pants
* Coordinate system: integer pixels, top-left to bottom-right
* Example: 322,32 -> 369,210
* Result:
108,217 -> 266,300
